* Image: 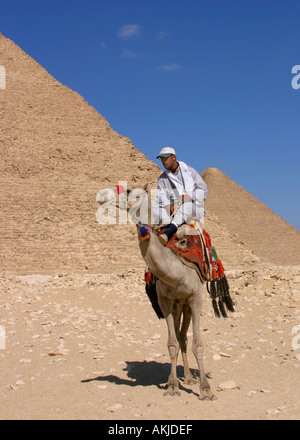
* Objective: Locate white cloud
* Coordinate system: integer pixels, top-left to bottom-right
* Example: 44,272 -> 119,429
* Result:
158,63 -> 182,71
156,30 -> 168,40
121,48 -> 145,59
122,48 -> 136,59
117,24 -> 141,38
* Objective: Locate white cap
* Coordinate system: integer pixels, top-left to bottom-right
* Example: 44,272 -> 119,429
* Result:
156,147 -> 176,159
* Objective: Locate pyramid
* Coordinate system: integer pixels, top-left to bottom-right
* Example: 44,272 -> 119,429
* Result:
201,168 -> 300,266
0,33 -> 298,274
0,33 -> 161,274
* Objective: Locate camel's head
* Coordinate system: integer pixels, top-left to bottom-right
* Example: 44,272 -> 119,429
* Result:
96,182 -> 152,226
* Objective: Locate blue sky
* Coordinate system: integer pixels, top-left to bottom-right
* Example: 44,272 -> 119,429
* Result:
0,0 -> 299,228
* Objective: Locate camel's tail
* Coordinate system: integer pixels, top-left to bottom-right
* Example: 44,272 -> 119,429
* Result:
206,275 -> 235,318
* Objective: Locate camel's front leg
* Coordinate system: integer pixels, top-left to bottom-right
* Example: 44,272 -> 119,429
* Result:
188,294 -> 216,401
173,303 -> 195,384
158,296 -> 180,396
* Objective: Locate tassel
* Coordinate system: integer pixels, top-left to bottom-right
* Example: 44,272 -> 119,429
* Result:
224,294 -> 235,313
212,266 -> 217,280
209,280 -> 221,318
218,297 -> 228,318
207,276 -> 235,318
221,276 -> 235,312
210,279 -> 217,299
140,233 -> 150,241
144,271 -> 153,283
139,225 -> 151,241
203,229 -> 235,318
217,259 -> 225,277
212,298 -> 221,318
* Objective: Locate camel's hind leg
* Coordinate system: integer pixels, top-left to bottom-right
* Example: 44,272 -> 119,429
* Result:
174,303 -> 196,385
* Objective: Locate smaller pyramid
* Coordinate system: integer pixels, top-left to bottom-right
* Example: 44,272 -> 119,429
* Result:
201,168 -> 300,266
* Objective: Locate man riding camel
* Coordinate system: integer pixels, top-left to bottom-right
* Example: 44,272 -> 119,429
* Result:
153,147 -> 208,246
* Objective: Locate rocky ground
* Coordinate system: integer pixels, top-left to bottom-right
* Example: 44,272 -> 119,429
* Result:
0,264 -> 299,420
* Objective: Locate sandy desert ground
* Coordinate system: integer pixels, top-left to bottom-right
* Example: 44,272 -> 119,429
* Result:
1,263 -> 299,420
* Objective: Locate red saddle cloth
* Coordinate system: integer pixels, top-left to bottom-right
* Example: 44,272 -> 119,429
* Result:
148,226 -> 235,319
156,226 -> 219,280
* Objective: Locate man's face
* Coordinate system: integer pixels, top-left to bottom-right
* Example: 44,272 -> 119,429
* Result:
160,154 -> 177,170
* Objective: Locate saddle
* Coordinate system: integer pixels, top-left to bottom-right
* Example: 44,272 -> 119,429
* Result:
145,223 -> 235,318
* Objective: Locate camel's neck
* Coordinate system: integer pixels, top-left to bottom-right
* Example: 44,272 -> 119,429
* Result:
137,228 -> 184,286
129,192 -> 184,286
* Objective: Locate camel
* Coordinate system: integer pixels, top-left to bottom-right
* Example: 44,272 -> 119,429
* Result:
97,183 -> 219,400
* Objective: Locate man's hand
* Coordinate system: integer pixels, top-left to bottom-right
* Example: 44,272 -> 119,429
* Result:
180,194 -> 192,204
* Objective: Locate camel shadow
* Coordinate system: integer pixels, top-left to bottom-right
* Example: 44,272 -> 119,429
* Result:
81,360 -> 200,396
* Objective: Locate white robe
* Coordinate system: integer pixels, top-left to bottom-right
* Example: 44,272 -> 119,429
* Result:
153,161 -> 207,226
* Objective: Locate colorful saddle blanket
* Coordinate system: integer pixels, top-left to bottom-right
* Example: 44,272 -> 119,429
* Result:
145,225 -> 235,319
156,225 -> 223,282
